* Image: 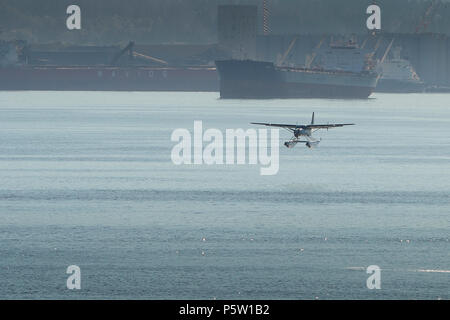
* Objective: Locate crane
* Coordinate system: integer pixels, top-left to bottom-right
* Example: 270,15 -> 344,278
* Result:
415,0 -> 439,34
110,41 -> 168,66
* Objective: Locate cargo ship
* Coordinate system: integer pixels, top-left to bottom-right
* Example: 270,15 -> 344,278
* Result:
376,57 -> 425,93
215,40 -> 380,99
215,59 -> 379,99
0,40 -> 220,91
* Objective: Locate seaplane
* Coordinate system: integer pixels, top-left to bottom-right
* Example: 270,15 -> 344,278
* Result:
251,112 -> 354,149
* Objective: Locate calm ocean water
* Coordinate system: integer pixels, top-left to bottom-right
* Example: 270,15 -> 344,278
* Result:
0,91 -> 448,299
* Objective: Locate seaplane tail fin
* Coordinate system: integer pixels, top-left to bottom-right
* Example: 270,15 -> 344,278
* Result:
311,112 -> 315,125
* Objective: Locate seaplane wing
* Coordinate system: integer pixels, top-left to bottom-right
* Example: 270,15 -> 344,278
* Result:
250,122 -> 304,129
306,123 -> 355,129
250,122 -> 354,130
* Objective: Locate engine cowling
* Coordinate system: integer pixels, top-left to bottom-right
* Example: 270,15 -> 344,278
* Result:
294,128 -> 311,138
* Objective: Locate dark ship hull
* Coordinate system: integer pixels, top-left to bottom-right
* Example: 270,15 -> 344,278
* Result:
376,78 -> 426,93
425,85 -> 450,93
215,60 -> 379,99
0,66 -> 219,91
